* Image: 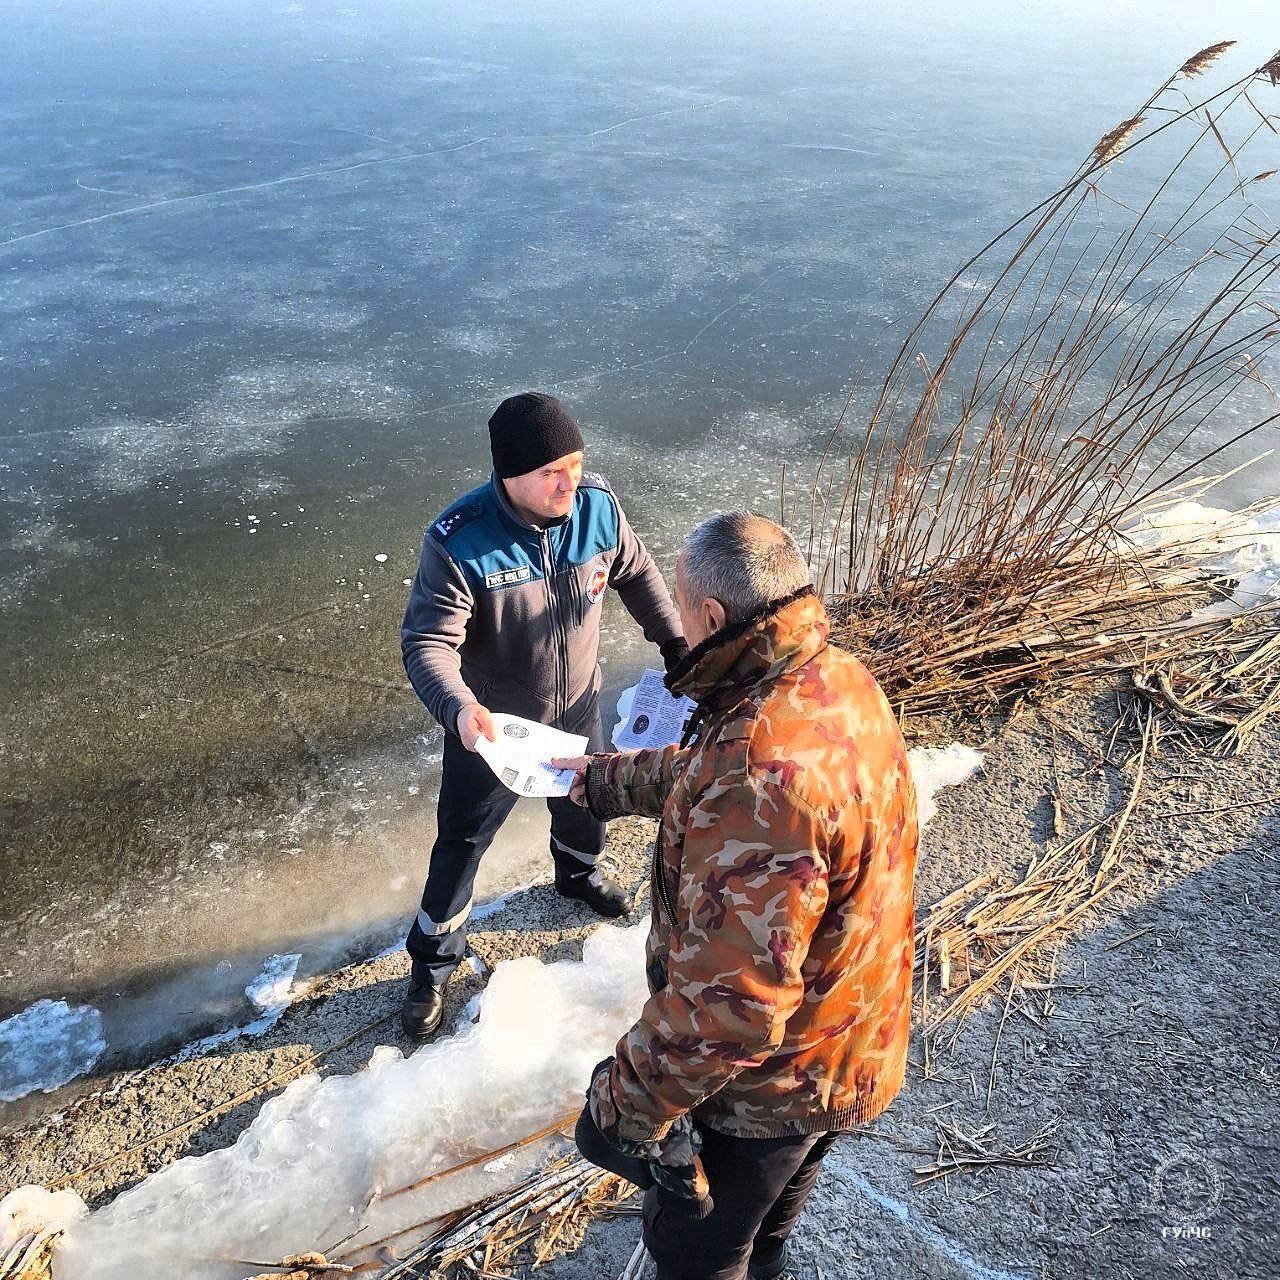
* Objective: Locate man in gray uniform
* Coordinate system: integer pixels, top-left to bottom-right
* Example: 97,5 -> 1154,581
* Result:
400,391 -> 686,1039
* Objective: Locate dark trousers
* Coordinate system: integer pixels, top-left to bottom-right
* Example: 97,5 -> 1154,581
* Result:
405,681 -> 606,988
644,1125 -> 839,1280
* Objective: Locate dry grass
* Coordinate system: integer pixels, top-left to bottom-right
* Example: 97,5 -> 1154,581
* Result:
916,709 -> 1153,1071
799,45 -> 1280,738
910,1115 -> 1060,1187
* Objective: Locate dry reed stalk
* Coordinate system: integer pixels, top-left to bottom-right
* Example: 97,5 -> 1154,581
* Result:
241,1251 -> 372,1279
806,46 -> 1280,732
913,1116 -> 1059,1185
915,712 -> 1153,1051
618,1240 -> 649,1280
378,1112 -> 578,1204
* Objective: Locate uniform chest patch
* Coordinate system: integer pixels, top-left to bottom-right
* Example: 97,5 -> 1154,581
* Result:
586,565 -> 609,604
484,565 -> 533,589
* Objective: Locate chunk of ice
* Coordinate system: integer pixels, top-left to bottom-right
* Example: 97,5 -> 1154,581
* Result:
0,999 -> 107,1104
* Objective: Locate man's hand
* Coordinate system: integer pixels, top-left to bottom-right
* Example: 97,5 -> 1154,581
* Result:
551,755 -> 591,807
456,702 -> 497,752
581,1058 -> 712,1214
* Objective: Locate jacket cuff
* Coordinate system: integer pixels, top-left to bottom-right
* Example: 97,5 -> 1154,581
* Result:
439,695 -> 468,739
590,1065 -> 675,1148
585,755 -> 629,821
659,636 -> 690,676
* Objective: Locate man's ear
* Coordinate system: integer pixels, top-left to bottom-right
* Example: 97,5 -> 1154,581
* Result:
703,598 -> 728,636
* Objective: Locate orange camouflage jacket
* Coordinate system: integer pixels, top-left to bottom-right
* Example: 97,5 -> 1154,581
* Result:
585,586 -> 919,1141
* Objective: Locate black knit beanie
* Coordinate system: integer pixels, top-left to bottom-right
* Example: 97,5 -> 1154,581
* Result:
487,392 -> 585,479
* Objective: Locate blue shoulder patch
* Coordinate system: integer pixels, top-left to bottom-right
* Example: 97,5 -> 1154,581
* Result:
434,482 -> 545,590
561,481 -> 620,566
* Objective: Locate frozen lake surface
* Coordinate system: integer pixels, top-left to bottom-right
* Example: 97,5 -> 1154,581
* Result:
2,0 -> 1276,1094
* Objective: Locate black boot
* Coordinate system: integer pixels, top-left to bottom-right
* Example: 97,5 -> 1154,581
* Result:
400,969 -> 444,1042
555,865 -> 629,918
747,1250 -> 790,1280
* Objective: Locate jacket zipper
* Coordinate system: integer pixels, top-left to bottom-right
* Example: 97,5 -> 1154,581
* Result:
541,530 -> 567,718
653,829 -> 678,926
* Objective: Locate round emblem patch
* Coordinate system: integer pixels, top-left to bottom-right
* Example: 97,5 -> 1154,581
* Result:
586,565 -> 608,605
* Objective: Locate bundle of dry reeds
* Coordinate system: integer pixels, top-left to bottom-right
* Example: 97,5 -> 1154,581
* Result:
1123,604 -> 1280,752
911,1116 -> 1060,1187
219,1144 -> 639,1280
917,712 -> 1153,1069
371,1156 -> 636,1279
801,43 -> 1280,729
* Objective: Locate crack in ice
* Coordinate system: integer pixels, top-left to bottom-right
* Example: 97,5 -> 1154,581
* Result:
0,136 -> 494,251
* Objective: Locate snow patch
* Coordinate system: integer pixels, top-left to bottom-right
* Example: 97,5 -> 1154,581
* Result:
0,1000 -> 107,1104
1131,500 -> 1280,617
245,953 -> 301,1016
52,924 -> 651,1280
0,1186 -> 86,1249
908,744 -> 984,828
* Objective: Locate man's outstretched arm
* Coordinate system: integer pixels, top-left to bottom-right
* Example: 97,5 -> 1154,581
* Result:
554,746 -> 687,820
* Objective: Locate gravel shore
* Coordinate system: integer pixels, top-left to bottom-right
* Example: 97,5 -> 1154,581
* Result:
3,689 -> 1277,1278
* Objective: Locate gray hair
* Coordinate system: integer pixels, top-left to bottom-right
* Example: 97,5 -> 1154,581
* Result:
681,512 -> 812,624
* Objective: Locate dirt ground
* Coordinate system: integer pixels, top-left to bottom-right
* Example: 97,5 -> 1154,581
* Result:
3,691 -> 1278,1278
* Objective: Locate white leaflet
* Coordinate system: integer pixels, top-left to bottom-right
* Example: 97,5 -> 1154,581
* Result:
613,669 -> 696,751
475,714 -> 588,797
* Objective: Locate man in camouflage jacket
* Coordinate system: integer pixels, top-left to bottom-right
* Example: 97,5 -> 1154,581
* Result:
560,512 -> 918,1280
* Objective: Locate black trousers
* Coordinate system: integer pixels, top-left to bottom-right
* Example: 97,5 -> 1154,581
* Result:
644,1125 -> 839,1280
405,680 -> 607,988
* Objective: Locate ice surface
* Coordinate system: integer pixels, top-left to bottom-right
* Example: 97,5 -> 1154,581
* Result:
167,953 -> 302,1065
10,745 -> 977,1279
0,1000 -> 107,1104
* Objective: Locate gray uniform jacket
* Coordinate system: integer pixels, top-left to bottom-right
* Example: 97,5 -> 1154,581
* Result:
402,473 -> 682,734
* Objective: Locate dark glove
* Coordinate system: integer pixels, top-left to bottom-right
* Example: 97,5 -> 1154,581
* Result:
659,636 -> 690,678
579,1058 -> 713,1217
575,1058 -> 652,1187
574,1102 -> 653,1189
